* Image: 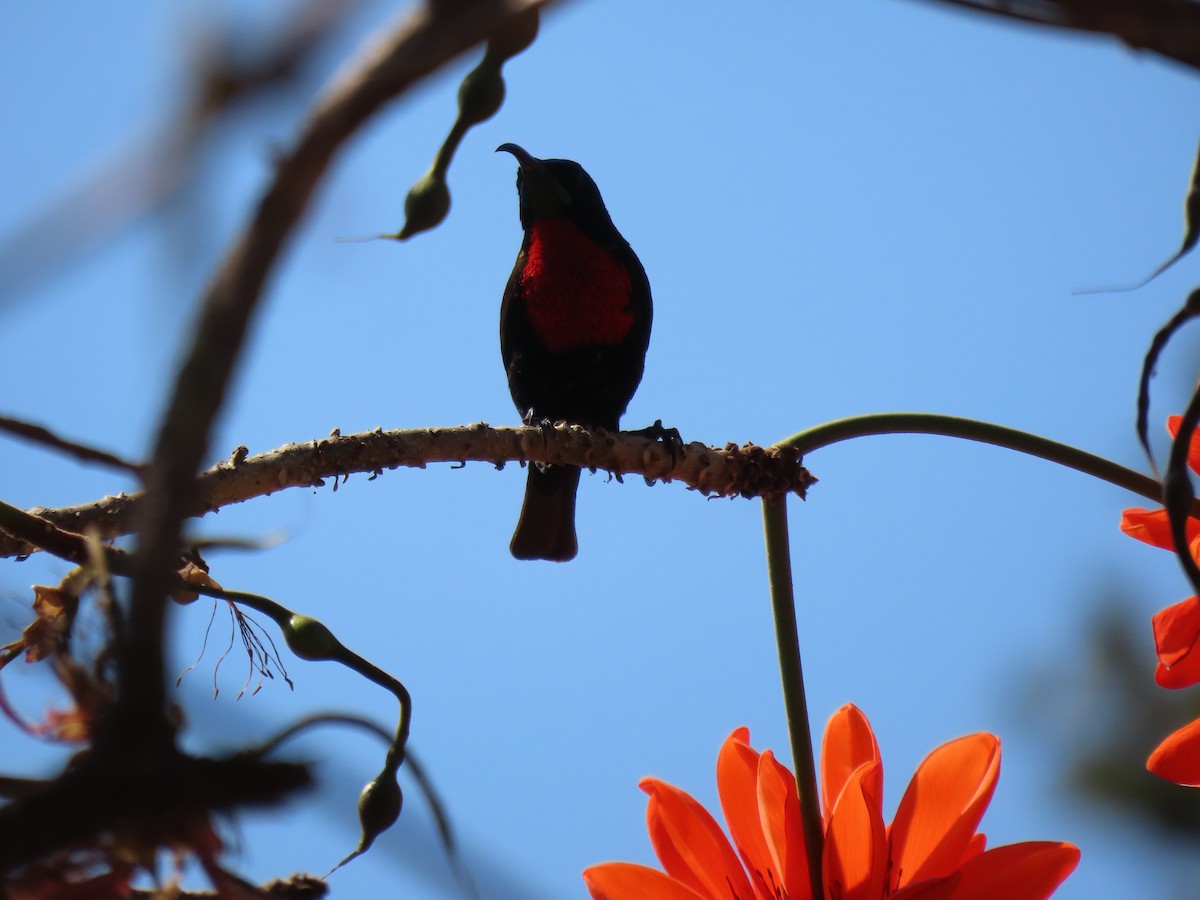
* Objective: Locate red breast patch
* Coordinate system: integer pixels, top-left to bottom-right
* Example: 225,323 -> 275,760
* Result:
520,219 -> 634,353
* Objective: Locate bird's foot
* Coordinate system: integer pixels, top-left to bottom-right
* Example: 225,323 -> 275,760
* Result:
521,409 -> 560,462
628,419 -> 685,467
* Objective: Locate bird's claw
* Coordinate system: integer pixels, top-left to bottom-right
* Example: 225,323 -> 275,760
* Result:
629,418 -> 685,466
521,409 -> 558,459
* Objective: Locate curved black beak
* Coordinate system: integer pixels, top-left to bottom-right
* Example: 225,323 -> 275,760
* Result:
496,142 -> 536,167
497,143 -> 563,221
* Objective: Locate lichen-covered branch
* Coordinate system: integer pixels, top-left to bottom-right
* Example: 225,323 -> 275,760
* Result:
0,425 -> 816,560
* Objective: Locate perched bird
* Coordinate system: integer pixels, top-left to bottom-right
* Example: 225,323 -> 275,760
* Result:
497,143 -> 652,562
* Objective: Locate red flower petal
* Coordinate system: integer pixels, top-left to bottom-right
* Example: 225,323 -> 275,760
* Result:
757,750 -> 810,899
1156,657 -> 1200,688
962,831 -> 986,862
717,728 -> 778,899
1152,597 -> 1200,671
950,841 -> 1080,900
821,703 -> 882,821
1148,717 -> 1200,786
823,761 -> 886,900
888,734 -> 1000,889
1119,507 -> 1200,552
1166,416 -> 1200,475
888,874 -> 961,900
584,862 -> 708,900
641,777 -> 756,900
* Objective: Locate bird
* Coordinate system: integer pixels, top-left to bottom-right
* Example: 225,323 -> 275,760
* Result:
497,143 -> 653,562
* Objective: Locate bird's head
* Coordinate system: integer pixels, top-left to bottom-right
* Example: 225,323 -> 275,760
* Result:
496,143 -> 615,234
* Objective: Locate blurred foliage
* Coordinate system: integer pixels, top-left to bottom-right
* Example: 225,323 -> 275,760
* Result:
1023,587 -> 1200,837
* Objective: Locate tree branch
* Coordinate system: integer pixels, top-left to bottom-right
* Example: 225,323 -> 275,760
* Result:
913,0 -> 1200,71
0,415 -> 143,475
117,0 -> 553,751
0,425 -> 815,560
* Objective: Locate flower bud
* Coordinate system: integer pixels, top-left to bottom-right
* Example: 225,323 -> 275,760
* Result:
457,62 -> 505,127
396,171 -> 450,240
284,614 -> 340,661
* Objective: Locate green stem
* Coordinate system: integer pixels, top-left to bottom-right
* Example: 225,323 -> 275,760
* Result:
759,410 -> 1178,896
781,412 -> 1165,505
762,495 -> 823,898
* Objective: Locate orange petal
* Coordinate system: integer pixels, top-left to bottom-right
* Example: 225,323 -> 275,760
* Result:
1147,717 -> 1200,786
1119,507 -> 1200,551
1152,597 -> 1200,671
583,862 -> 708,900
717,728 -> 778,899
1156,656 -> 1200,689
641,777 -> 756,900
823,761 -> 886,900
888,874 -> 961,900
888,733 -> 1000,890
821,704 -> 882,821
950,841 -> 1080,900
1166,416 -> 1200,475
961,831 -> 986,863
757,750 -> 810,899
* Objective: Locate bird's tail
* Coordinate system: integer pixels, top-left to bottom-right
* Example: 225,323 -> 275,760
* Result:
510,464 -> 581,562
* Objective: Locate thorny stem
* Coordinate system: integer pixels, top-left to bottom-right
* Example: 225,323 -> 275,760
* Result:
762,495 -> 823,899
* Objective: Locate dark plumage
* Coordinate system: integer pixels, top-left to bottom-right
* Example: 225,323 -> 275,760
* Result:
497,144 -> 652,561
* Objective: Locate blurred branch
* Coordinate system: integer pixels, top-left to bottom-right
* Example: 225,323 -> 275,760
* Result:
0,424 -> 814,559
0,0 -> 558,880
119,0 -> 555,767
0,414 -> 143,475
0,0 -> 361,307
0,750 -> 312,874
130,875 -> 328,899
914,0 -> 1200,71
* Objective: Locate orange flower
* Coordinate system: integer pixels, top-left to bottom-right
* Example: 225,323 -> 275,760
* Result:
1119,416 -> 1200,784
584,706 -> 1079,900
1120,417 -> 1200,560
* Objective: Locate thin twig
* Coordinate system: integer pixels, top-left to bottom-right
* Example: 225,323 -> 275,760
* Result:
0,415 -> 142,475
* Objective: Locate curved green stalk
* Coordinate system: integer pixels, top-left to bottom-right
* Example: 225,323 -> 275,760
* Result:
762,495 -> 823,898
781,412 -> 1164,504
192,583 -> 411,871
761,410 -> 1179,895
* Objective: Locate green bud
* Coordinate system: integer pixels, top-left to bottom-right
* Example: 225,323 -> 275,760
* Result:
329,772 -> 403,872
395,171 -> 450,240
457,63 -> 505,127
356,772 -> 403,853
285,614 -> 340,661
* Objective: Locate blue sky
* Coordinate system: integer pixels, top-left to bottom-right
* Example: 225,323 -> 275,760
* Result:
2,1 -> 1200,897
